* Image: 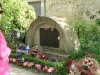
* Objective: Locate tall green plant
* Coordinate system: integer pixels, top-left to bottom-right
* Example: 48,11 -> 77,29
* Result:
70,20 -> 100,62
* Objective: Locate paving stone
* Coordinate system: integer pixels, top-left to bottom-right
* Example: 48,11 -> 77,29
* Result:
10,64 -> 46,75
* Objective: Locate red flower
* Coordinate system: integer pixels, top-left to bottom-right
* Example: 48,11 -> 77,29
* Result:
16,61 -> 21,66
40,54 -> 48,60
88,63 -> 93,67
84,61 -> 87,64
80,60 -> 83,63
66,60 -> 75,72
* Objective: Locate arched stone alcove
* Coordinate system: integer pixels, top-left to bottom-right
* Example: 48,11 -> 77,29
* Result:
25,16 -> 80,53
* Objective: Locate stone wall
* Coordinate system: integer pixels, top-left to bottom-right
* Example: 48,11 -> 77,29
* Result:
45,0 -> 84,20
82,0 -> 100,23
45,0 -> 100,22
27,0 -> 100,23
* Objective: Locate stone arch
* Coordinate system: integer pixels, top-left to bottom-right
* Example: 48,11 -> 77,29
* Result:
25,16 -> 80,53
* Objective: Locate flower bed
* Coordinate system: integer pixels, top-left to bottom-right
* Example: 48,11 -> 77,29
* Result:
10,52 -> 68,75
11,50 -> 100,75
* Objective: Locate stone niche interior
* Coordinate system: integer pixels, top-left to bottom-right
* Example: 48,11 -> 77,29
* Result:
40,28 -> 59,48
34,23 -> 61,53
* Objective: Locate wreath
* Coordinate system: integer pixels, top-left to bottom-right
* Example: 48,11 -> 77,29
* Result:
66,52 -> 100,75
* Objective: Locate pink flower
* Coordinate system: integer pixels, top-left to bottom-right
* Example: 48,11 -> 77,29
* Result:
35,64 -> 41,70
47,67 -> 55,73
43,65 -> 48,71
23,62 -> 29,66
27,62 -> 34,67
92,66 -> 97,71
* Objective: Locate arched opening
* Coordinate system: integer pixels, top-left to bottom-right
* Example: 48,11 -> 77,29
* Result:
40,28 -> 59,48
26,16 -> 80,54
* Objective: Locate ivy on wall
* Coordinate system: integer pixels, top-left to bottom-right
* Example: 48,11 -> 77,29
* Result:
85,10 -> 100,26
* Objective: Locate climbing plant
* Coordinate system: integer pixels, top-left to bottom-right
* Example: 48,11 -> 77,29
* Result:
85,10 -> 100,26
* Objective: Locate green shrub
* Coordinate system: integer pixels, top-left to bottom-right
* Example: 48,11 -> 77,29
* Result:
56,67 -> 68,75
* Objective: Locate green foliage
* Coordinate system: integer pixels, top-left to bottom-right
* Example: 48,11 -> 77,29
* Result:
0,0 -> 36,41
70,19 -> 100,62
56,67 -> 68,75
56,61 -> 68,75
68,48 -> 85,60
8,43 -> 16,49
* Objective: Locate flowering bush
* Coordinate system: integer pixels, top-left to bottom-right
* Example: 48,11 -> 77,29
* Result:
0,0 -> 36,43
